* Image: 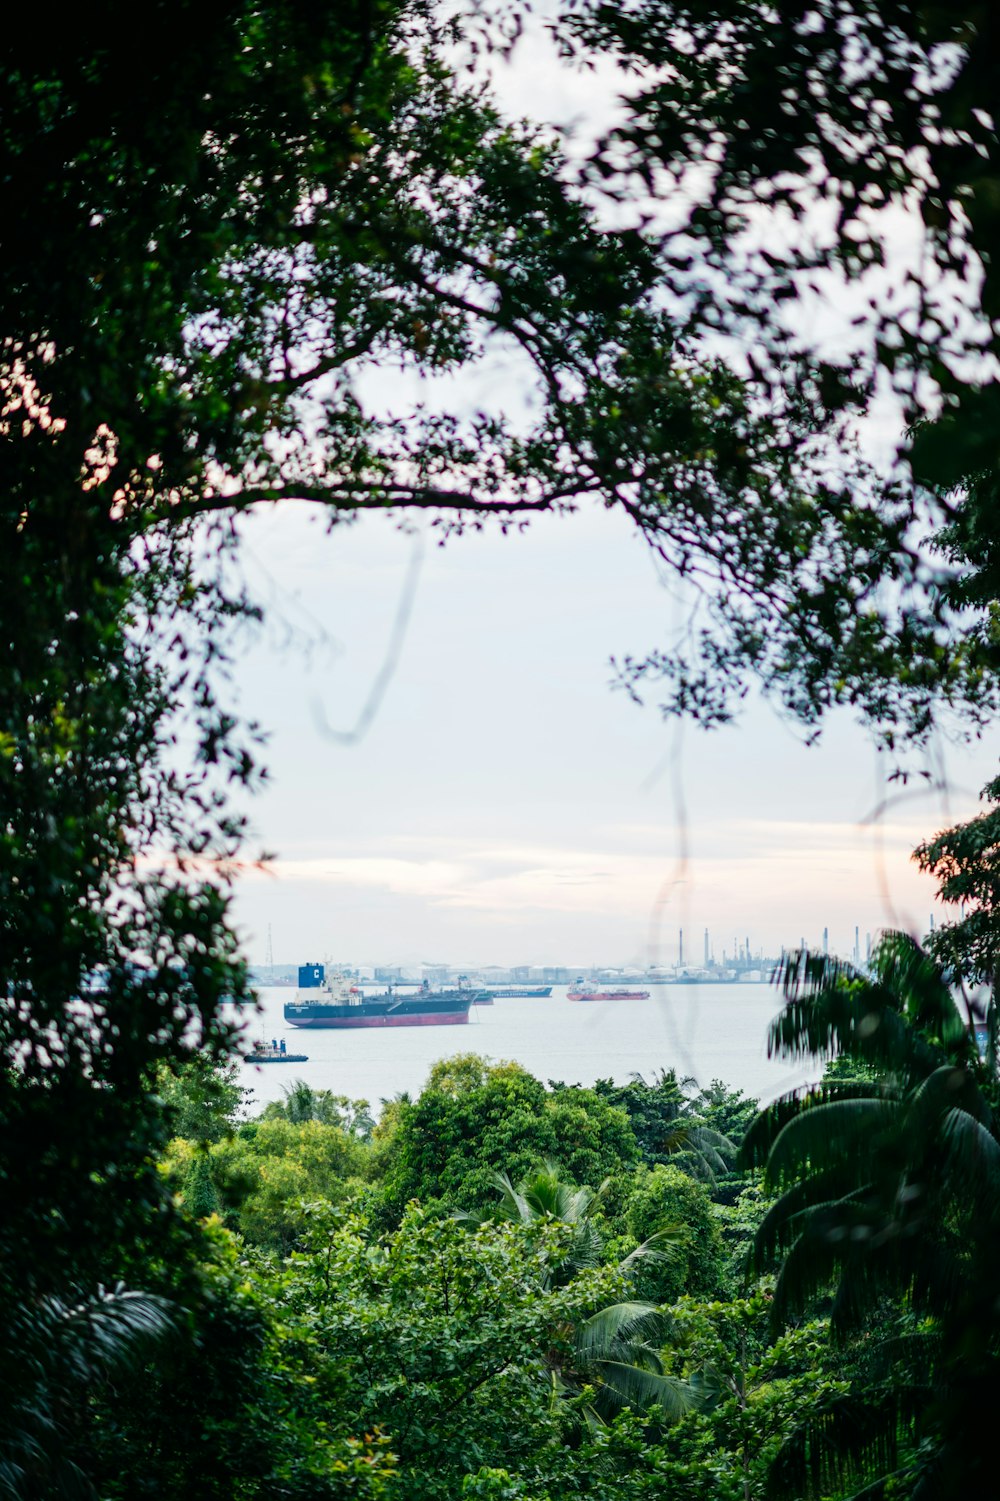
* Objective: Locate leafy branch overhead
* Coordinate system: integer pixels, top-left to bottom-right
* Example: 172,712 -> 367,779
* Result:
7,0 -> 1000,744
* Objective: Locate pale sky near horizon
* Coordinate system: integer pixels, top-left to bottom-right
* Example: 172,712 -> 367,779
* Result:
219,17 -> 998,972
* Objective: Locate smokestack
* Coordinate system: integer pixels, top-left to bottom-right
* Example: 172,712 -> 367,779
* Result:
854,925 -> 859,963
679,928 -> 684,966
704,927 -> 709,966
823,926 -> 829,955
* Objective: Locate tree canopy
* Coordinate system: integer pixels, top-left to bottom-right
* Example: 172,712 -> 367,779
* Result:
374,1057 -> 639,1220
742,932 -> 1000,1497
553,0 -> 1000,741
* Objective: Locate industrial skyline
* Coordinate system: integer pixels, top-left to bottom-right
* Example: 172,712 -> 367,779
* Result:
254,916 -> 929,980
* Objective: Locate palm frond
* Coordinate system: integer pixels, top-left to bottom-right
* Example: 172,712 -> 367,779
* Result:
867,1328 -> 941,1384
586,1358 -> 691,1420
769,939 -> 950,1083
767,1386 -> 924,1501
937,1105 -> 1000,1221
566,1219 -> 604,1274
751,1168 -> 873,1271
574,1300 -> 664,1360
873,931 -> 971,1056
46,1284 -> 175,1385
0,1285 -> 175,1501
741,1086 -> 820,1169
740,1080 -> 887,1169
768,1217 -> 849,1330
827,1239 -> 917,1342
765,1098 -> 897,1189
486,1168 -> 532,1224
908,1237 -> 972,1324
905,1062 -> 989,1132
670,1123 -> 735,1182
619,1223 -> 684,1272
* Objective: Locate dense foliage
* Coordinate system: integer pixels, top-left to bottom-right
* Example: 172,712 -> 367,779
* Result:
10,1053 -> 766,1497
152,1056 -> 783,1496
744,932 -> 1000,1497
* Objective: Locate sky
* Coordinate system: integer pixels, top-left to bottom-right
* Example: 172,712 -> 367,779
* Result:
217,16 -> 998,973
226,501 -> 996,971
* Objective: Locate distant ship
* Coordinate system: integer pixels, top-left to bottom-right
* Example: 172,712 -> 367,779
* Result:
485,986 -> 553,998
567,979 -> 651,1002
284,965 -> 477,1029
244,1037 -> 309,1063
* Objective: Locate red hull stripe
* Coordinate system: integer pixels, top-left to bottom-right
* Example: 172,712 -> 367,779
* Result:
285,1011 -> 469,1029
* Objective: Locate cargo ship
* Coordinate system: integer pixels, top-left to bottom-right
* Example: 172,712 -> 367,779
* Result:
567,979 -> 651,1002
284,965 -> 475,1029
484,985 -> 553,998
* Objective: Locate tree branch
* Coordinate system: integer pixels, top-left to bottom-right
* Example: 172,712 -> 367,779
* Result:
163,479 -> 595,525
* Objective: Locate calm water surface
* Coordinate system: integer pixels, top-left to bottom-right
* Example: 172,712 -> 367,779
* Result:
238,985 -> 822,1114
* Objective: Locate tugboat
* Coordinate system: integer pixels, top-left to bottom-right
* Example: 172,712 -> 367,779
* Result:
244,1036 -> 309,1063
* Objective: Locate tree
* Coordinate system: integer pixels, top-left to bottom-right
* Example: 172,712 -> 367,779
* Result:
279,1203 -> 649,1498
915,769 -> 1000,987
4,0 -> 920,1399
0,7 -> 682,1482
620,1165 -> 726,1307
557,0 -> 1000,743
263,1079 -> 376,1140
84,1221 -> 399,1500
5,0 -> 996,1303
460,1159 -> 691,1423
1,1285 -> 174,1501
462,1159 -> 613,1283
740,931 -> 1000,1498
6,1 -> 1000,1486
656,1295 -> 847,1501
156,1057 -> 249,1145
375,1057 -> 639,1221
173,1115 -> 371,1252
590,1071 -> 738,1183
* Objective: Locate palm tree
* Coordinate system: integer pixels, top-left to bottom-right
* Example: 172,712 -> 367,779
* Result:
460,1160 -> 690,1425
742,931 -> 1000,1499
596,1070 -> 737,1183
475,1160 -> 609,1284
265,1079 -> 375,1138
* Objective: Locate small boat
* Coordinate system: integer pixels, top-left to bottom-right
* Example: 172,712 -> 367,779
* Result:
244,1037 -> 309,1063
567,979 -> 651,1002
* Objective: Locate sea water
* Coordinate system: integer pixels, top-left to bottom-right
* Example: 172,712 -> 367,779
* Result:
238,984 -> 821,1114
